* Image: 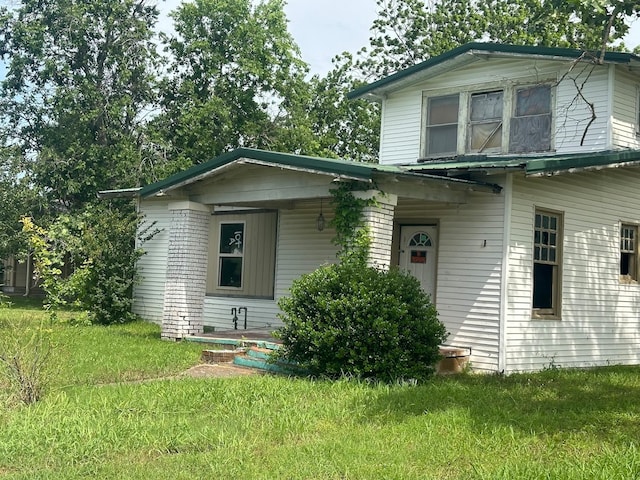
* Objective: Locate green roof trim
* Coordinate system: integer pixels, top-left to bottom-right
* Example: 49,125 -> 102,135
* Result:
138,147 -> 503,198
139,148 -> 378,197
348,42 -> 640,100
408,150 -> 640,175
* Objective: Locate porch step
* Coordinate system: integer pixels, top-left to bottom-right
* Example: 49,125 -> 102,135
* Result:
185,334 -> 280,350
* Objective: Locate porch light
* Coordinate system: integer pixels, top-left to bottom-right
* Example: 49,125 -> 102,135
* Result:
317,198 -> 325,232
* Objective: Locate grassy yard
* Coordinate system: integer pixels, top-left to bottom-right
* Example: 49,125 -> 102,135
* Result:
1,302 -> 639,479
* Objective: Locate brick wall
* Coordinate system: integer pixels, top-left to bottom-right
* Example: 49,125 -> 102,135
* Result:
357,192 -> 397,269
161,202 -> 210,340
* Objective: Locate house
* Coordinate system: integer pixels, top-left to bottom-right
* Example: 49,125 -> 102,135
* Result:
1,255 -> 42,296
127,43 -> 640,373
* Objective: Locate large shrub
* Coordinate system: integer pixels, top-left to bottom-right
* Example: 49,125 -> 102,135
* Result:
277,261 -> 447,382
21,204 -> 154,325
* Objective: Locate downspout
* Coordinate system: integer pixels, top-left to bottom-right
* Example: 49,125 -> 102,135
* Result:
498,173 -> 513,374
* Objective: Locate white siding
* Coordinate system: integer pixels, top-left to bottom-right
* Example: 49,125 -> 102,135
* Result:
379,56 -> 616,165
554,65 -> 610,152
506,169 -> 640,372
612,68 -> 640,149
379,89 -> 423,165
395,187 -> 506,372
133,199 -> 172,323
202,200 -> 339,331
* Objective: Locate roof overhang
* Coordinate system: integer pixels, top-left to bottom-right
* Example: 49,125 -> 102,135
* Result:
348,42 -> 640,101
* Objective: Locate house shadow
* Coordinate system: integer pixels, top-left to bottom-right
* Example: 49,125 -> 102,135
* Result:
361,367 -> 640,441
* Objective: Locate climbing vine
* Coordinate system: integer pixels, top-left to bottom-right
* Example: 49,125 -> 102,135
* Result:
329,181 -> 376,265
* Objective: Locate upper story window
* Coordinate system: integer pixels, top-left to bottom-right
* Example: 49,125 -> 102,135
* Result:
426,94 -> 459,156
509,85 -> 552,153
423,84 -> 552,158
469,91 -> 503,152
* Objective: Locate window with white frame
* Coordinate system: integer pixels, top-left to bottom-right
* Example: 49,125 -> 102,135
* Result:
620,224 -> 638,281
533,209 -> 562,318
218,222 -> 245,288
425,94 -> 459,156
469,90 -> 503,152
423,84 -> 552,157
509,85 -> 552,153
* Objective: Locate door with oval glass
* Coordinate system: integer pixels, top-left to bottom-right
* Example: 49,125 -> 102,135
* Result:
399,226 -> 437,301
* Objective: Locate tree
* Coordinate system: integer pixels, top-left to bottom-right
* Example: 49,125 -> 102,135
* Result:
358,0 -> 620,80
153,0 -> 310,170
0,0 -> 160,211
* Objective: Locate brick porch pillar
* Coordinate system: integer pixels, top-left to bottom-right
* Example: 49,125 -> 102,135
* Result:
356,191 -> 398,269
161,201 -> 210,340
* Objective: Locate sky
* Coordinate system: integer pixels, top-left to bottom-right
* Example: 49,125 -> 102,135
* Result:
155,0 -> 640,76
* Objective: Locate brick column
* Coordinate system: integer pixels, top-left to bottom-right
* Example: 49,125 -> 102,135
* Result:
356,191 -> 397,269
161,201 -> 210,340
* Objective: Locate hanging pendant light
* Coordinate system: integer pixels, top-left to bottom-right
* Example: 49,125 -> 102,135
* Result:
317,198 -> 325,231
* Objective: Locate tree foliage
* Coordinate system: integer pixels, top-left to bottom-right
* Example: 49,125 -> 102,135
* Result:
152,0 -> 310,170
0,0 -> 160,210
357,0 -> 625,80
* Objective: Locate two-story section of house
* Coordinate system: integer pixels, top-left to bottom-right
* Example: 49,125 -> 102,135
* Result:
128,43 -> 640,373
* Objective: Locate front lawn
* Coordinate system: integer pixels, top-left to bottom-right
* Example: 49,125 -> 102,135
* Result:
0,303 -> 639,479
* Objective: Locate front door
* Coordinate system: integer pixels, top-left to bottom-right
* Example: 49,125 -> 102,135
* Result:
399,226 -> 437,301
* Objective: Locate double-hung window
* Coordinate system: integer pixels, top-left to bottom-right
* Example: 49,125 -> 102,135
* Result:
620,224 -> 638,281
510,85 -> 552,153
425,94 -> 459,156
424,83 -> 552,157
533,209 -> 562,318
469,91 -> 503,152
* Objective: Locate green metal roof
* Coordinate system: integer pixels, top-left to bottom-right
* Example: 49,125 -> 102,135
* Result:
348,42 -> 640,100
138,147 -> 500,198
408,150 -> 640,176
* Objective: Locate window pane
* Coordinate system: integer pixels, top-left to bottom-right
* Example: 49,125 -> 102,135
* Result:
219,223 -> 244,254
469,123 -> 502,150
516,85 -> 551,116
219,257 -> 242,287
533,263 -> 554,309
428,95 -> 459,125
470,91 -> 503,121
427,125 -> 458,155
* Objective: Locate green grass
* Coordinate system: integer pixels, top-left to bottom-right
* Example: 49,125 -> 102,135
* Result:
1,303 -> 639,479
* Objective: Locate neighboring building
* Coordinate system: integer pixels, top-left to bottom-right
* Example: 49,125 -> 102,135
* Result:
126,43 -> 640,373
1,255 -> 42,296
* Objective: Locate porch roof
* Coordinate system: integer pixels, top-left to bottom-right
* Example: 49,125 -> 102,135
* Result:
409,149 -> 640,177
138,147 -> 502,198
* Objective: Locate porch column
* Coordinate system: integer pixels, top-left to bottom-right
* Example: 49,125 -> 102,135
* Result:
161,201 -> 210,340
356,191 -> 398,269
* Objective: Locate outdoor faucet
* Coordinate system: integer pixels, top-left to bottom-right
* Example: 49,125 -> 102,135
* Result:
231,307 -> 238,330
238,306 -> 248,329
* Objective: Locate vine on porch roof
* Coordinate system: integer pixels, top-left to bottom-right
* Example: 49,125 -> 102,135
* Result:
329,181 -> 376,265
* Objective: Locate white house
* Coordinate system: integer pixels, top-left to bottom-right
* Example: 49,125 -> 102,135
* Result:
128,43 -> 640,373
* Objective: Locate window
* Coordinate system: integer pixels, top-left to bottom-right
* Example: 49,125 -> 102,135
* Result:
469,91 -> 503,152
510,85 -> 552,153
218,222 -> 245,288
208,211 -> 277,298
426,94 -> 459,156
533,209 -> 562,317
620,224 -> 638,281
423,83 -> 552,158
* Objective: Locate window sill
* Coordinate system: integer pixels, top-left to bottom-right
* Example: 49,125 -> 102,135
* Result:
619,275 -> 638,285
531,311 -> 561,321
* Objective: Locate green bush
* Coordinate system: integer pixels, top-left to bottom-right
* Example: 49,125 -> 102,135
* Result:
277,261 -> 447,382
22,204 -> 155,325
